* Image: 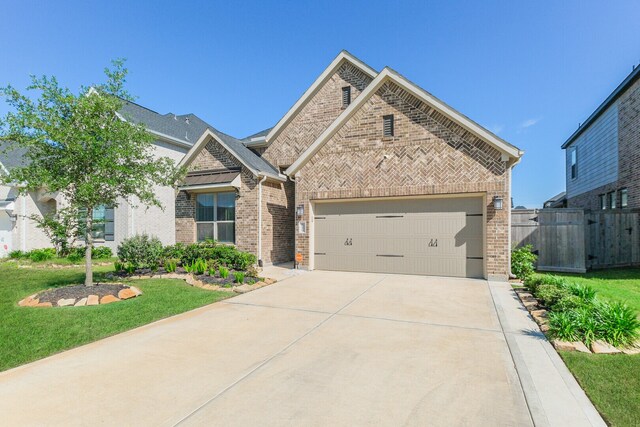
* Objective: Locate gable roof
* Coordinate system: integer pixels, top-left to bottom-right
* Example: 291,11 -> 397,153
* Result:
562,64 -> 640,149
179,129 -> 284,181
286,67 -> 524,176
265,50 -> 378,144
0,141 -> 28,174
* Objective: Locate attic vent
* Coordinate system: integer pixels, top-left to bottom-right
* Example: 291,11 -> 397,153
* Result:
383,114 -> 394,137
342,86 -> 351,107
185,117 -> 190,124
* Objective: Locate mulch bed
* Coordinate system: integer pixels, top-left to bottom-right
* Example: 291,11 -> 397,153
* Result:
37,283 -> 128,304
115,267 -> 259,287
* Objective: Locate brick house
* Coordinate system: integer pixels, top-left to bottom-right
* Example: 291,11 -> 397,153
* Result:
176,51 -> 523,280
562,64 -> 640,211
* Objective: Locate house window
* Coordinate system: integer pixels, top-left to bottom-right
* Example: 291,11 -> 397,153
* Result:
599,194 -> 606,210
621,188 -> 628,208
383,114 -> 394,137
570,149 -> 577,179
196,192 -> 235,243
79,206 -> 114,241
342,86 -> 351,107
608,191 -> 616,209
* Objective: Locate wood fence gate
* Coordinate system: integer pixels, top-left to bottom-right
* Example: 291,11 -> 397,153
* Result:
511,208 -> 640,272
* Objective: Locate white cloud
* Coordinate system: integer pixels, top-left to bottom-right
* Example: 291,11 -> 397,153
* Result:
520,117 -> 541,129
490,124 -> 504,134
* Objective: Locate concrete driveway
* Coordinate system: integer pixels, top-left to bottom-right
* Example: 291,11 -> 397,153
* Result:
0,271 -> 604,426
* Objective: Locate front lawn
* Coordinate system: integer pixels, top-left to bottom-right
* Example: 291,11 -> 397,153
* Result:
0,262 -> 231,372
536,267 -> 640,427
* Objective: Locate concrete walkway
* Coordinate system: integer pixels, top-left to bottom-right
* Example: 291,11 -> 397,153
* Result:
0,271 -> 605,426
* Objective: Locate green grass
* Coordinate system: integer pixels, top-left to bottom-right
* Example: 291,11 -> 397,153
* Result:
561,352 -> 640,427
544,268 -> 640,426
0,262 -> 231,372
555,268 -> 640,314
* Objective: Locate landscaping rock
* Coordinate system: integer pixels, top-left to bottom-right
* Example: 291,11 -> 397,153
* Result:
254,281 -> 267,288
18,294 -> 38,307
264,278 -> 276,285
553,340 -> 579,351
86,295 -> 99,306
539,323 -> 550,333
36,302 -> 52,307
522,299 -> 538,309
572,341 -> 591,353
590,340 -> 622,354
117,288 -> 137,300
622,345 -> 640,355
74,297 -> 88,307
129,286 -> 142,296
234,284 -> 253,294
100,295 -> 120,304
57,298 -> 76,307
26,298 -> 40,307
517,292 -> 535,300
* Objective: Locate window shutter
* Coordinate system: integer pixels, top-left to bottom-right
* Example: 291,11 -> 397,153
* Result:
383,115 -> 394,137
104,207 -> 115,241
342,86 -> 351,107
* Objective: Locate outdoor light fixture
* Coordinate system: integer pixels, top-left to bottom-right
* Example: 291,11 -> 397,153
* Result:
493,196 -> 504,210
296,204 -> 304,217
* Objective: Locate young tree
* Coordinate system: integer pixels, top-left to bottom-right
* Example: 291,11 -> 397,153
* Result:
0,60 -> 183,286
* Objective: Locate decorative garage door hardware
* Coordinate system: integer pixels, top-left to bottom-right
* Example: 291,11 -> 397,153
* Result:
375,215 -> 404,218
467,256 -> 484,260
344,238 -> 353,246
314,252 -> 326,255
428,239 -> 438,247
466,213 -> 483,217
315,216 -> 326,220
376,254 -> 404,257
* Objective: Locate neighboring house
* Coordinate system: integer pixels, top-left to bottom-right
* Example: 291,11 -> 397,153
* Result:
543,191 -> 567,208
176,51 -> 523,280
562,64 -> 640,210
1,51 -> 524,280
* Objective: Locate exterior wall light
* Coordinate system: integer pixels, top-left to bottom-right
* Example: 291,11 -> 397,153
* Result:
296,204 -> 304,217
493,196 -> 504,210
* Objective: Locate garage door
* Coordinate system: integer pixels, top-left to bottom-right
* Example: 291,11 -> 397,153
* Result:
313,197 -> 484,278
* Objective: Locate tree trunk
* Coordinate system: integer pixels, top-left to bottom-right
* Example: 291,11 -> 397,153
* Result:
84,208 -> 94,287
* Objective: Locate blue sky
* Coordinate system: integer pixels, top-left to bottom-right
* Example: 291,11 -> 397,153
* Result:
1,1 -> 639,207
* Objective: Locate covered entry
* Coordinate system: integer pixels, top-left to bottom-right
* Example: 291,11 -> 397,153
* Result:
312,196 -> 484,278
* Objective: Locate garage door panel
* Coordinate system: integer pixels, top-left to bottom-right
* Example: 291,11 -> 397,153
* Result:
313,197 -> 484,278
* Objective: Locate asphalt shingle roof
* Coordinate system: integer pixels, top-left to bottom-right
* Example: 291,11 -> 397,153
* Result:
0,141 -> 28,172
119,101 -> 279,176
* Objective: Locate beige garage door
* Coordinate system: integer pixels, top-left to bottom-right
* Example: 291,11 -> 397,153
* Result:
313,197 -> 484,278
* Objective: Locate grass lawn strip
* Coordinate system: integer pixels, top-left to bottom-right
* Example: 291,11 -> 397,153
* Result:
0,262 -> 231,372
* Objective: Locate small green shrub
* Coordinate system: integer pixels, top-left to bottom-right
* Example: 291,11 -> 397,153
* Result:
91,246 -> 113,259
233,271 -> 245,284
192,259 -> 207,275
181,241 -> 217,265
183,263 -> 192,273
536,283 -> 570,307
233,251 -> 256,271
162,243 -> 186,263
524,274 -> 546,294
206,259 -> 219,272
114,261 -> 125,272
246,265 -> 260,278
553,294 -> 584,311
549,311 -> 580,342
595,301 -> 640,347
117,234 -> 163,269
164,258 -> 178,273
219,266 -> 229,279
569,284 -> 597,303
29,248 -> 56,262
511,244 -> 537,279
8,250 -> 26,259
124,263 -> 136,274
572,307 -> 600,346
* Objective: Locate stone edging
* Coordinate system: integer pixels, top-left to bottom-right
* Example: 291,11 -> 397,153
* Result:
18,286 -> 142,308
513,285 -> 640,355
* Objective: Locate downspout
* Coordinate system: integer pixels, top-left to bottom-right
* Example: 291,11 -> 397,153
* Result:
507,165 -> 516,279
257,174 -> 267,267
288,174 -> 298,269
21,194 -> 26,252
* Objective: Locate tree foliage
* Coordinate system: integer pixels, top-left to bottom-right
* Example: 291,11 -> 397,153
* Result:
0,59 -> 184,285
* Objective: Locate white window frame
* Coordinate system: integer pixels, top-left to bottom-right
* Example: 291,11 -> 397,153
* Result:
570,148 -> 577,179
621,188 -> 628,208
195,192 -> 236,244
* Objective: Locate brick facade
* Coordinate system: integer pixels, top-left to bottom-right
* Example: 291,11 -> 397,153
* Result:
294,81 -> 511,279
262,62 -> 374,168
568,76 -> 640,210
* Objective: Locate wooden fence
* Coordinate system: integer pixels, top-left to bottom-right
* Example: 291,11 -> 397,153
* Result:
511,208 -> 640,272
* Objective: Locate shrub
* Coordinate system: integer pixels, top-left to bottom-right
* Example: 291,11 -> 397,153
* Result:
569,284 -> 597,303
233,271 -> 245,284
523,274 -> 546,294
549,311 -> 580,342
553,294 -> 584,312
117,234 -> 163,269
192,259 -> 207,275
114,261 -> 125,272
182,241 -> 217,265
124,263 -> 136,274
246,265 -> 260,278
9,250 -> 26,259
91,246 -> 113,259
67,250 -> 84,262
572,307 -> 600,346
595,301 -> 640,347
536,283 -> 570,307
164,258 -> 178,273
163,243 -> 186,263
233,251 -> 257,271
29,248 -> 56,262
219,266 -> 229,279
511,244 -> 537,279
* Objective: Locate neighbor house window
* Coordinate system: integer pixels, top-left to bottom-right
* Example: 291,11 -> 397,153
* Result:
79,206 -> 114,241
608,191 -> 616,209
342,86 -> 351,107
570,149 -> 577,179
196,192 -> 235,243
383,114 -> 394,137
621,188 -> 628,208
599,194 -> 606,210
